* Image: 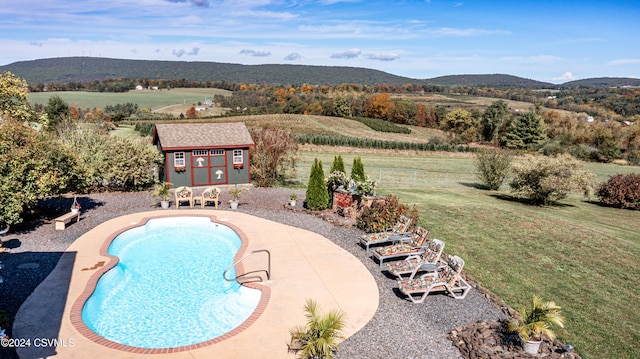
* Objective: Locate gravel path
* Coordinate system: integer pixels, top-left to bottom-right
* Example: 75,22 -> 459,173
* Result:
0,188 -> 506,358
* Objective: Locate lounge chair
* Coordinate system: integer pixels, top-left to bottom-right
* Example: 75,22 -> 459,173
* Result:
175,186 -> 193,208
371,226 -> 430,267
396,255 -> 471,302
197,186 -> 220,209
359,215 -> 412,252
382,238 -> 445,278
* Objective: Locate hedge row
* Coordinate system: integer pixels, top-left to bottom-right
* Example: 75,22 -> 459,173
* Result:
296,133 -> 475,152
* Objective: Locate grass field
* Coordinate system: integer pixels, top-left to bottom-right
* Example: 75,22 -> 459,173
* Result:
28,88 -> 231,111
294,149 -> 639,359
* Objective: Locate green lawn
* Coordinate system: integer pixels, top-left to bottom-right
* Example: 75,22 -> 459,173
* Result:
28,88 -> 231,110
298,149 -> 640,359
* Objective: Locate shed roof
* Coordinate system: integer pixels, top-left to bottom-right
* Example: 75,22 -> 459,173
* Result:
153,122 -> 254,150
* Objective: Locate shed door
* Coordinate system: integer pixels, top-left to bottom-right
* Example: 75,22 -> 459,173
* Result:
191,149 -> 227,186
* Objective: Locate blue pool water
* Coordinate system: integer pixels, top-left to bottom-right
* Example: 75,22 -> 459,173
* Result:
82,217 -> 261,349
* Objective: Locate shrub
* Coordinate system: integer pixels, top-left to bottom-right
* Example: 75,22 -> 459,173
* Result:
357,194 -> 417,233
474,148 -> 513,190
509,154 -> 596,205
597,173 -> 640,210
351,156 -> 365,182
305,158 -> 329,210
248,126 -> 299,187
330,155 -> 345,173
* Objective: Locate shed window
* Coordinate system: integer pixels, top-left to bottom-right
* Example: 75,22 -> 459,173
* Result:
174,152 -> 185,167
210,149 -> 224,156
232,149 -> 243,164
192,150 -> 208,156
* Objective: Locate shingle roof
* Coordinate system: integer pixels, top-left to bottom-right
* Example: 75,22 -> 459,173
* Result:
154,122 -> 254,150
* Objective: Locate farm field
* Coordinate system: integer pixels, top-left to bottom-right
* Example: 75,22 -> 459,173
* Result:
28,88 -> 231,111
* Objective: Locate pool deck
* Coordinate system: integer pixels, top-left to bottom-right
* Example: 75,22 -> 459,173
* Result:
14,210 -> 379,358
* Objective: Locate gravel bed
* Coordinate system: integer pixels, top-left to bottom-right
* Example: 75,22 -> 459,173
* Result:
0,187 -> 506,358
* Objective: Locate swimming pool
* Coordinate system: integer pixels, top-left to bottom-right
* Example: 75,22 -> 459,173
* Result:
81,216 -> 261,349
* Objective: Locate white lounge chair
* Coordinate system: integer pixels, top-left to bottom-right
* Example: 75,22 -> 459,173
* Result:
396,255 -> 471,302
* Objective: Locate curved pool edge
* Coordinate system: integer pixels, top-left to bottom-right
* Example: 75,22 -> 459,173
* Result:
14,209 -> 378,359
69,213 -> 272,354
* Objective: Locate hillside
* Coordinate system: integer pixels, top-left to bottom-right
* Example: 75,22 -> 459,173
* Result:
427,74 -> 553,88
0,57 -> 415,86
1,57 -> 637,89
559,77 -> 640,88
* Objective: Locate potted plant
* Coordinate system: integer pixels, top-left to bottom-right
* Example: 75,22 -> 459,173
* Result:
289,299 -> 346,359
71,196 -> 81,213
229,184 -> 247,210
153,182 -> 172,209
289,193 -> 298,207
507,295 -> 565,354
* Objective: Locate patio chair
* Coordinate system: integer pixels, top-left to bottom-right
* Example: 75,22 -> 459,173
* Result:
371,226 -> 430,267
396,255 -> 471,302
175,186 -> 193,208
382,238 -> 445,278
198,186 -> 220,209
359,215 -> 413,252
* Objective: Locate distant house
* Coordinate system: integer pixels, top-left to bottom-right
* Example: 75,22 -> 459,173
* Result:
152,123 -> 254,187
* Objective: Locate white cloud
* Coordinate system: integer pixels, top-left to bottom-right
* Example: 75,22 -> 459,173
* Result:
552,72 -> 576,82
240,49 -> 271,57
606,58 -> 640,66
284,53 -> 302,61
330,49 -> 361,59
367,53 -> 400,61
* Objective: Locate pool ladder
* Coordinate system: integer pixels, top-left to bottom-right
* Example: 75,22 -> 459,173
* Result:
223,249 -> 271,283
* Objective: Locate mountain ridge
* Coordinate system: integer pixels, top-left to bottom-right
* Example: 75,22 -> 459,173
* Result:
1,57 -> 638,89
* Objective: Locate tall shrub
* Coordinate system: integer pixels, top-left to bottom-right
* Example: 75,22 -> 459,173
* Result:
509,154 -> 596,205
474,148 -> 513,190
351,156 -> 365,182
597,173 -> 640,210
249,126 -> 299,187
330,155 -> 345,173
305,158 -> 329,210
0,119 -> 79,224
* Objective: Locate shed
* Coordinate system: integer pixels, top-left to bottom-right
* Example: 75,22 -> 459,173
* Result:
152,122 -> 254,187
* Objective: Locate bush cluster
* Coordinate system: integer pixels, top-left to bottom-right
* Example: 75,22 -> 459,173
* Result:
474,148 -> 513,190
597,173 -> 640,210
509,154 -> 596,205
356,194 -> 417,233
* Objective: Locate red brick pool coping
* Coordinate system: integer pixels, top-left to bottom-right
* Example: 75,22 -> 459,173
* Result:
69,214 -> 271,354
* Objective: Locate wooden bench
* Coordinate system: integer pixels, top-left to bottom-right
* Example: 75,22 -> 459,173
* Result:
54,211 -> 80,230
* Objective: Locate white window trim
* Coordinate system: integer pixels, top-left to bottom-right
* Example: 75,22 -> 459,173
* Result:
192,149 -> 208,156
210,149 -> 224,156
174,152 -> 185,167
232,149 -> 244,165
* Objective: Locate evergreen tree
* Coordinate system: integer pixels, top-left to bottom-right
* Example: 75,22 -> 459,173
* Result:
502,110 -> 547,149
351,156 -> 366,182
305,158 -> 329,210
330,155 -> 345,173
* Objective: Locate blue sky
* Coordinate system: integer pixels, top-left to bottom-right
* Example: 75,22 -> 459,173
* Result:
1,0 -> 638,83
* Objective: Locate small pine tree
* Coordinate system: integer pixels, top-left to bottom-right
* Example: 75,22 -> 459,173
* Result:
305,158 -> 329,210
351,157 -> 366,182
330,155 -> 346,173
